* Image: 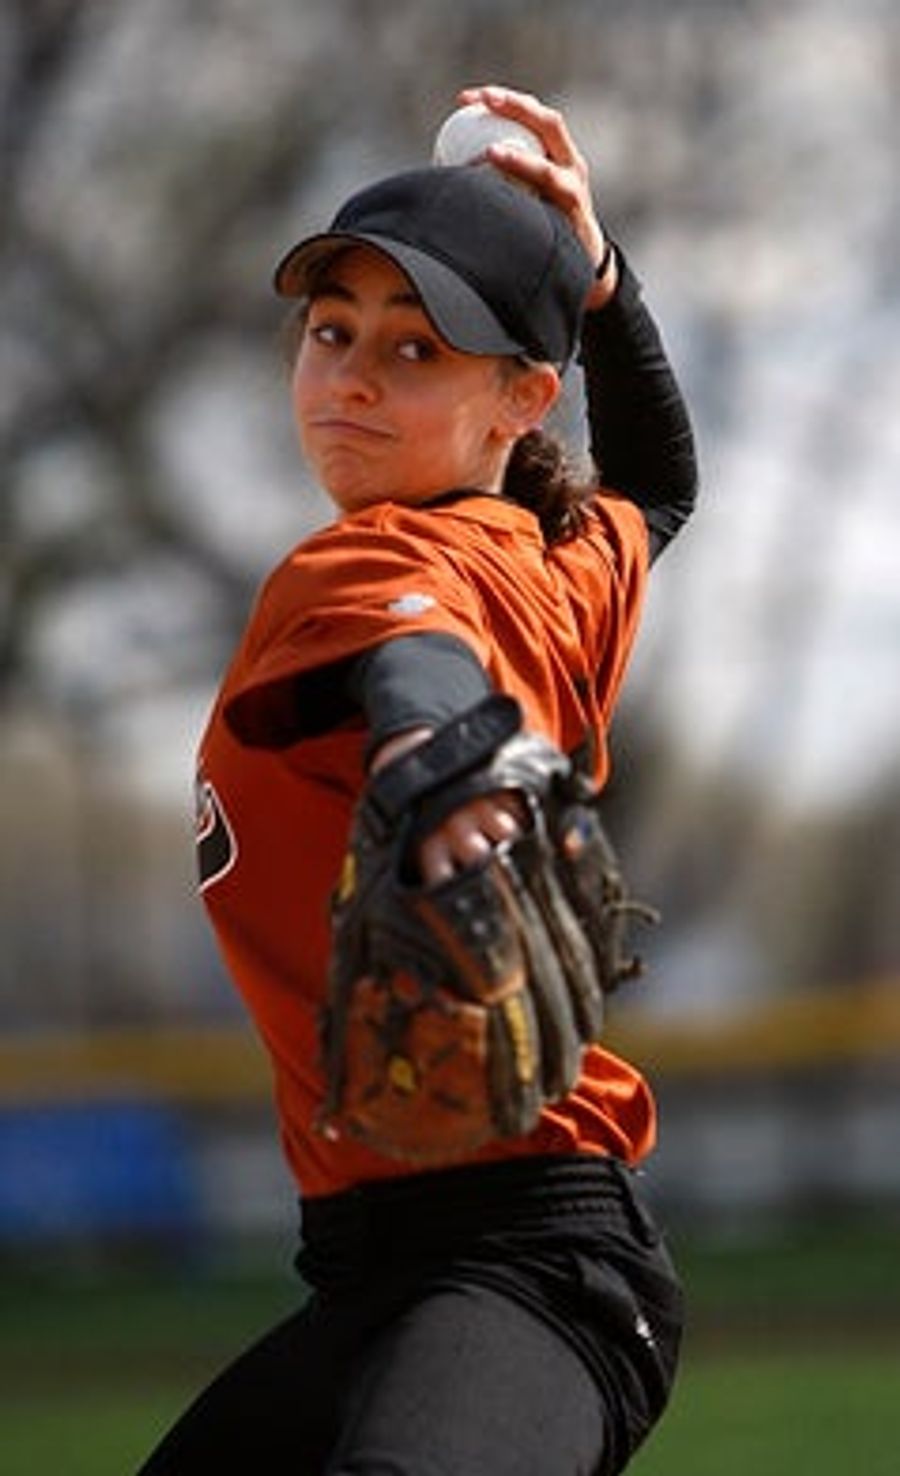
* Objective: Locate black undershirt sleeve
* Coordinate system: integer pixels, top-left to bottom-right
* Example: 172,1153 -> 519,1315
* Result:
347,632 -> 492,758
224,633 -> 489,753
580,249 -> 698,558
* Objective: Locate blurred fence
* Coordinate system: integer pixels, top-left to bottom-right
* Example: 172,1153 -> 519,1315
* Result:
1,987 -> 898,1249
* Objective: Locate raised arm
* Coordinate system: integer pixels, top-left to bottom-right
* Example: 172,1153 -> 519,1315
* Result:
579,252 -> 698,557
457,83 -> 698,558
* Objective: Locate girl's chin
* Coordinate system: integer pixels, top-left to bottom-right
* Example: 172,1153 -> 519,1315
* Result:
324,479 -> 389,513
322,473 -> 434,513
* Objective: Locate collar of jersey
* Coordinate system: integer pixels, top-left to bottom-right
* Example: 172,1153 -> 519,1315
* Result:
417,488 -> 542,536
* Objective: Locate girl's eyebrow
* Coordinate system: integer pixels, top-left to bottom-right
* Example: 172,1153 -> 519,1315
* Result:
310,280 -> 424,311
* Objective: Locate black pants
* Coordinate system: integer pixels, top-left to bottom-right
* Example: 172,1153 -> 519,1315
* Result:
137,1155 -> 683,1475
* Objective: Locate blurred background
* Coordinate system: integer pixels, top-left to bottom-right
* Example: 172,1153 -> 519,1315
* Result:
2,1 -> 898,1471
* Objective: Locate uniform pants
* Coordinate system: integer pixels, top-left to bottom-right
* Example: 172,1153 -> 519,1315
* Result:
136,1154 -> 683,1476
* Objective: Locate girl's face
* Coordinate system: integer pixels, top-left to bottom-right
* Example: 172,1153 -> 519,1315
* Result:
291,247 -> 558,514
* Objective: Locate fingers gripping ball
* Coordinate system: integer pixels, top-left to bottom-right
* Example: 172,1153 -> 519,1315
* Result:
432,102 -> 546,168
317,696 -> 658,1164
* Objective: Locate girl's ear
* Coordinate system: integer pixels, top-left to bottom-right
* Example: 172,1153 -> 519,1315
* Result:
499,362 -> 561,439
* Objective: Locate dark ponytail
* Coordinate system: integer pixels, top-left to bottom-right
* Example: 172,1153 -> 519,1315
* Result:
502,428 -> 593,545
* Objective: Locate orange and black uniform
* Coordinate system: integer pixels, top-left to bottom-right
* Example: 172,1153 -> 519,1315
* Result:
140,255 -> 697,1476
199,490 -> 651,1198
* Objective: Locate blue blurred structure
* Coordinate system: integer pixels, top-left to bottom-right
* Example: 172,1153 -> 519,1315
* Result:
0,1102 -> 198,1240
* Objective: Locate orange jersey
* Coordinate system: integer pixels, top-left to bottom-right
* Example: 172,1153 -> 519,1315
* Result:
196,492 -> 655,1198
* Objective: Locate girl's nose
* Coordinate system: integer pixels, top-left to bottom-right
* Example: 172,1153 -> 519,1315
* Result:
332,340 -> 380,399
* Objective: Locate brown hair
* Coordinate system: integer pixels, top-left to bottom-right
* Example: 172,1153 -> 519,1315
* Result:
280,302 -> 307,368
502,427 -> 593,546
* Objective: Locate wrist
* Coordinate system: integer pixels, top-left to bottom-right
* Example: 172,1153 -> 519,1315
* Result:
584,239 -> 618,312
369,725 -> 434,774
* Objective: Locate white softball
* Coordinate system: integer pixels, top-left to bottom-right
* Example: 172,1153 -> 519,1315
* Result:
432,103 -> 546,168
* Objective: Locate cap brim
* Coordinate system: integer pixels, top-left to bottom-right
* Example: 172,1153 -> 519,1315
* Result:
273,231 -> 526,358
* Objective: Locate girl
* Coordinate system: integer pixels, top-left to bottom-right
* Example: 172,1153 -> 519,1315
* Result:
140,85 -> 698,1476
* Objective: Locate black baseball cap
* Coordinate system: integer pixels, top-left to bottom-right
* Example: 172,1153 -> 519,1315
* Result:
273,165 -> 595,368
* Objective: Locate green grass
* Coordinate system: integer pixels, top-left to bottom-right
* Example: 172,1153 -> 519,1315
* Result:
2,1390 -> 182,1476
2,1221 -> 899,1474
3,1350 -> 899,1476
673,1218 -> 900,1330
631,1351 -> 900,1476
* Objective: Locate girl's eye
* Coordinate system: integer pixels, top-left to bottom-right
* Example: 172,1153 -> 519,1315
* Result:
396,337 -> 438,363
308,320 -> 348,348
305,320 -> 439,362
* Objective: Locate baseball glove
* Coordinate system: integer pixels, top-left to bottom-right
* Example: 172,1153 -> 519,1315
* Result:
316,694 -> 657,1164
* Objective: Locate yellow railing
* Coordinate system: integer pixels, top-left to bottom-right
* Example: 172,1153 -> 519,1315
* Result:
609,978 -> 900,1077
0,1026 -> 271,1106
0,982 -> 897,1107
